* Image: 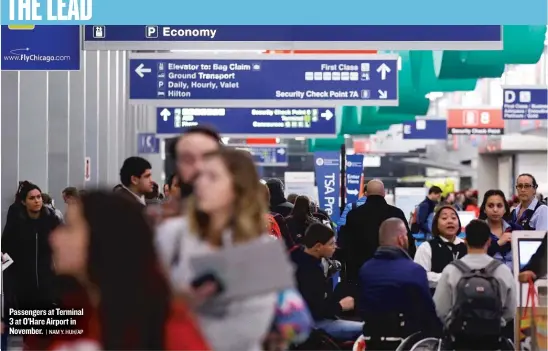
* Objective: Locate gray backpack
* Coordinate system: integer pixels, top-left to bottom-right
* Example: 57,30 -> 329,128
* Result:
449,260 -> 504,337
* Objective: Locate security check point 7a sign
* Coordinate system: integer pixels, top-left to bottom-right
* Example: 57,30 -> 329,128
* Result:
502,86 -> 547,120
129,53 -> 398,108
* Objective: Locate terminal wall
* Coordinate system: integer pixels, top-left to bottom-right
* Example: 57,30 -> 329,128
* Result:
1,50 -> 132,226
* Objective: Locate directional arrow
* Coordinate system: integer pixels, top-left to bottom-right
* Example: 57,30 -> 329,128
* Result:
376,63 -> 391,80
378,90 -> 388,99
277,148 -> 286,155
135,63 -> 151,78
320,109 -> 334,121
346,189 -> 359,196
160,108 -> 171,121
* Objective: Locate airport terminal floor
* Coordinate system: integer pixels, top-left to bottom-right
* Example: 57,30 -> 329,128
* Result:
1,25 -> 548,351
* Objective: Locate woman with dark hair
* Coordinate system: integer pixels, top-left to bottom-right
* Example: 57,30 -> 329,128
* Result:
479,189 -> 522,271
31,191 -> 209,350
285,196 -> 319,244
2,182 -> 61,311
414,205 -> 467,290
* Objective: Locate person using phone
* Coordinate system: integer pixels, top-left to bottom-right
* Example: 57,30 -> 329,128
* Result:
166,148 -> 293,351
292,223 -> 363,341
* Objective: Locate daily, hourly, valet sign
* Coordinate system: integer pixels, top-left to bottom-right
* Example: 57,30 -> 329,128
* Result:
84,25 -> 502,51
502,86 -> 547,120
129,53 -> 399,108
156,107 -> 337,137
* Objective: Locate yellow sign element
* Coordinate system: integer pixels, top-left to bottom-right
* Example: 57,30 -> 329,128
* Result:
8,25 -> 36,30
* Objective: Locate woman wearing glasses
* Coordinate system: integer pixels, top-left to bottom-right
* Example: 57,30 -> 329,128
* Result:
511,173 -> 548,231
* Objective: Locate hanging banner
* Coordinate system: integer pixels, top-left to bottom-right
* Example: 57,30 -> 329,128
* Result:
345,154 -> 363,204
313,151 -> 341,225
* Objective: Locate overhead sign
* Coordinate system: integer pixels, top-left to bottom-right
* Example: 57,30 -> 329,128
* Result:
345,154 -> 363,205
129,52 -> 398,107
502,86 -> 547,120
84,25 -> 502,51
447,108 -> 504,136
232,144 -> 288,167
403,119 -> 448,140
137,133 -> 160,154
156,107 -> 337,137
1,25 -> 81,71
314,151 -> 341,225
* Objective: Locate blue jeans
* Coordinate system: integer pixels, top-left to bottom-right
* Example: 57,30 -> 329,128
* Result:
316,319 -> 364,341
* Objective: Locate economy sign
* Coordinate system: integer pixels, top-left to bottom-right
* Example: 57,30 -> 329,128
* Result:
446,108 -> 504,136
129,52 -> 398,107
156,107 -> 337,137
502,86 -> 548,120
403,119 -> 448,140
84,25 -> 502,51
1,25 -> 80,71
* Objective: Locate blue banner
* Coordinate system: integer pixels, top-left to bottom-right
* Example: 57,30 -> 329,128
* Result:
314,152 -> 341,225
233,144 -> 288,167
403,119 -> 448,140
129,55 -> 398,107
345,155 -> 363,204
503,87 -> 548,120
1,25 -> 80,71
84,25 -> 501,50
157,107 -> 336,137
137,133 -> 160,154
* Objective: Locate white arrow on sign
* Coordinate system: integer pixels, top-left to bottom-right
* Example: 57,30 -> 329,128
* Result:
346,189 -> 359,196
378,90 -> 388,99
135,63 -> 152,78
145,135 -> 153,148
160,108 -> 171,121
320,109 -> 334,121
376,63 -> 391,80
277,148 -> 286,155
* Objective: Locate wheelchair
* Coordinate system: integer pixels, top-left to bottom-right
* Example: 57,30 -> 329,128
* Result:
291,328 -> 356,350
407,334 -> 515,351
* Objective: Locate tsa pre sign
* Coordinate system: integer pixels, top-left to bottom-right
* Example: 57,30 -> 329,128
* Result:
129,53 -> 399,107
314,152 -> 341,224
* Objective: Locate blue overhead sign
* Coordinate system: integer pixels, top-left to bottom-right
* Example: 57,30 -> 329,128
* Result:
403,119 -> 448,140
137,133 -> 160,154
84,25 -> 502,51
232,144 -> 288,167
130,53 -> 398,107
503,86 -> 547,120
1,25 -> 80,71
156,107 -> 337,137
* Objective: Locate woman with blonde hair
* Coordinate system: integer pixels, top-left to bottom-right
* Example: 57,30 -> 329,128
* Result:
163,148 -> 295,351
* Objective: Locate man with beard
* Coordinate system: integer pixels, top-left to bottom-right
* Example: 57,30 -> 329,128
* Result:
155,126 -> 222,270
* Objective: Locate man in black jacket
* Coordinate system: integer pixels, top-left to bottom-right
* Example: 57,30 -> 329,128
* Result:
339,180 -> 416,284
292,223 -> 363,341
519,233 -> 547,282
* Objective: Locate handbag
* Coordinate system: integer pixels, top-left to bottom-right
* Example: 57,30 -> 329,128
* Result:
519,279 -> 547,351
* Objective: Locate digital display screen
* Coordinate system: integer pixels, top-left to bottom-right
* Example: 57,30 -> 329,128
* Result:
518,239 -> 543,270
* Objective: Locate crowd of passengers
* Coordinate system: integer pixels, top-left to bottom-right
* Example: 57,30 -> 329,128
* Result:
1,125 -> 547,351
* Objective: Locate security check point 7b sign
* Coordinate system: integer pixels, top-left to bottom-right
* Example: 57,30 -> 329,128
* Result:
128,52 -> 399,108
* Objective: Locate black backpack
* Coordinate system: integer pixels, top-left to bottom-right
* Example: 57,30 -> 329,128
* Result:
449,260 -> 504,337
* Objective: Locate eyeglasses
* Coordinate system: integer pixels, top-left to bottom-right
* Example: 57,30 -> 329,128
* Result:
516,184 -> 533,190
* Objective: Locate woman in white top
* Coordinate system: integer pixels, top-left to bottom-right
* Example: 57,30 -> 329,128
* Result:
157,148 -> 291,351
414,205 -> 467,291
